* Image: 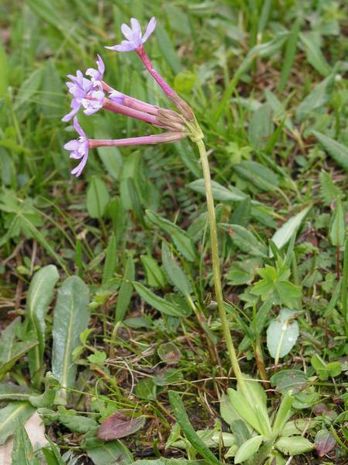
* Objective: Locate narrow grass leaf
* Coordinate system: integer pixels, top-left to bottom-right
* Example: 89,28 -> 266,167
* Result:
313,131 -> 348,172
26,265 -> 59,387
0,341 -> 38,381
52,276 -> 90,397
300,33 -> 331,77
278,19 -> 300,92
102,234 -> 117,285
188,179 -> 247,202
115,254 -> 135,322
329,198 -> 345,247
133,282 -> 189,317
168,391 -> 222,465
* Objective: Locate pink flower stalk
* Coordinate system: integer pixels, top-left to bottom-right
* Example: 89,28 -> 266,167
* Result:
63,18 -> 194,177
106,17 -> 194,120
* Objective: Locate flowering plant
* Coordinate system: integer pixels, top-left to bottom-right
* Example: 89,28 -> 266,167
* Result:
62,17 -> 314,465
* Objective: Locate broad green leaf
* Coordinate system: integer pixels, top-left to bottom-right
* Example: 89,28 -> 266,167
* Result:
188,179 -> 247,202
271,207 -> 311,250
228,388 -> 264,435
11,424 -> 40,465
329,198 -> 345,247
282,418 -> 318,437
133,282 -> 190,318
234,161 -> 279,192
58,409 -> 98,433
168,391 -> 221,465
0,402 -> 35,445
267,309 -> 299,363
85,438 -> 133,465
248,104 -> 274,149
115,255 -> 135,322
300,33 -> 331,77
87,176 -> 110,219
313,131 -> 348,171
162,241 -> 192,297
102,234 -> 117,284
26,265 -> 59,388
146,210 -> 196,261
239,379 -> 271,435
52,276 -> 90,399
275,436 -> 314,455
296,74 -> 335,121
270,369 -> 307,394
314,429 -> 336,457
221,224 -> 268,257
234,435 -> 263,464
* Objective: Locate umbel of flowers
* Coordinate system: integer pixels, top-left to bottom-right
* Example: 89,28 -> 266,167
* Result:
63,17 -> 196,177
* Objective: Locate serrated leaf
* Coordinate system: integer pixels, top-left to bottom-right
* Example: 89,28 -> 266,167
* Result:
234,435 -> 263,464
319,171 -> 342,205
313,131 -> 348,171
162,241 -> 192,297
296,74 -> 335,121
133,282 -> 190,318
26,265 -> 59,388
329,198 -> 345,247
221,224 -> 268,257
52,276 -> 90,399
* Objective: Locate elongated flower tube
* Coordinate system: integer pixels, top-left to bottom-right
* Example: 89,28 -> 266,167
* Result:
106,17 -> 194,120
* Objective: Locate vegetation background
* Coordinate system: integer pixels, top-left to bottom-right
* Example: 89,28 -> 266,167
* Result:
0,0 -> 347,464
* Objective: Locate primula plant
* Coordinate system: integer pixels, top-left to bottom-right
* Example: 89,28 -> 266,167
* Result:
61,17 -> 317,465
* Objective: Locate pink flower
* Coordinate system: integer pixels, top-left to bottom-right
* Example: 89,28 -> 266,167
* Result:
62,56 -> 106,122
64,118 -> 89,177
106,17 -> 156,52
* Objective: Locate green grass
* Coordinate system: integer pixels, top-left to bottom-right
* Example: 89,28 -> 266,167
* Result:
0,0 -> 348,464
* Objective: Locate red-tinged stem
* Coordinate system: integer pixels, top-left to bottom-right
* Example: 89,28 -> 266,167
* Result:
136,46 -> 194,120
88,132 -> 185,149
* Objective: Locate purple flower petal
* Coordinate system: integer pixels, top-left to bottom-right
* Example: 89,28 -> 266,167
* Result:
73,117 -> 85,138
142,17 -> 156,43
64,140 -> 80,150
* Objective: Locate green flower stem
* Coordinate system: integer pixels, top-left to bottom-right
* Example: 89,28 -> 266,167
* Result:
195,138 -> 245,390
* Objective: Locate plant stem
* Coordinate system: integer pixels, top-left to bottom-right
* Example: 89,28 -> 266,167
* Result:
195,138 -> 245,390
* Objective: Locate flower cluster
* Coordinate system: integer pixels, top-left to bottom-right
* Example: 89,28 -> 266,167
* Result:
63,17 -> 194,177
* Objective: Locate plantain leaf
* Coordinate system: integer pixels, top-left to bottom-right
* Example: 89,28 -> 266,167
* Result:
26,265 -> 59,388
52,276 -> 90,401
234,435 -> 264,464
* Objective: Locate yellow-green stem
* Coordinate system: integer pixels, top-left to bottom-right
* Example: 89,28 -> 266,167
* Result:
196,138 -> 245,391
